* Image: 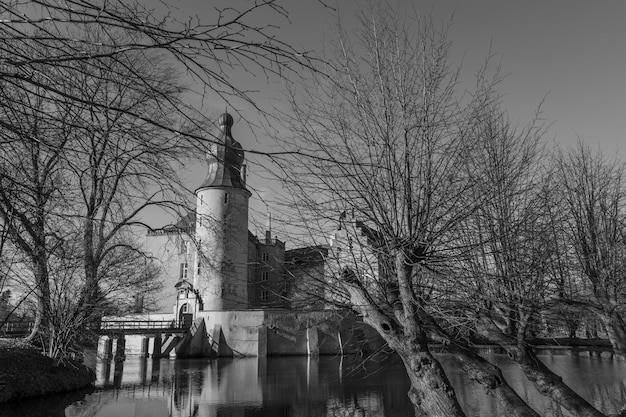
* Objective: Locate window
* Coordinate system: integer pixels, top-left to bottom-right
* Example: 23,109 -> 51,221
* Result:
179,263 -> 188,280
179,239 -> 188,254
261,290 -> 269,301
197,261 -> 201,275
224,193 -> 229,204
261,271 -> 269,281
262,252 -> 269,262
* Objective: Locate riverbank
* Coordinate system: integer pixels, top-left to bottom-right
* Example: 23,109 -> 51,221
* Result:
0,339 -> 95,403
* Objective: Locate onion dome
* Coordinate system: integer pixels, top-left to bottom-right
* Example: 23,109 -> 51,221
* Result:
197,113 -> 245,190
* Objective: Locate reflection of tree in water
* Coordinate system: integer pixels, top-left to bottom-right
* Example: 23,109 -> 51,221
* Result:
325,393 -> 385,417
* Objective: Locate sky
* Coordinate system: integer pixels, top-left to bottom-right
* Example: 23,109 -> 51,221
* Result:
167,0 -> 626,242
279,0 -> 626,153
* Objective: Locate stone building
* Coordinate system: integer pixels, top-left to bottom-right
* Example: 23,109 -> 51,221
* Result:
145,113 -> 290,315
117,113 -> 385,358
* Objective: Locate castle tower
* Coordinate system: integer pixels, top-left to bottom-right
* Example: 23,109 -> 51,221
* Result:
194,113 -> 251,310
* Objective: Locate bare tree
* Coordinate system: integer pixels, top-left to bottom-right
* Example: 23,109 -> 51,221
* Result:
0,0 -> 321,362
453,103 -> 606,417
58,32 -> 196,324
273,7 -> 541,416
0,74 -> 67,342
0,0 -> 317,141
0,28 -> 195,359
555,141 -> 626,358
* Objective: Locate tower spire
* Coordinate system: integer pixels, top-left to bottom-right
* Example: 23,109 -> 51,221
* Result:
194,114 -> 251,310
197,112 -> 245,190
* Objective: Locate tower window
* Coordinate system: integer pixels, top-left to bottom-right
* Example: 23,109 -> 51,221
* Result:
261,290 -> 269,301
224,193 -> 229,204
262,252 -> 269,262
180,263 -> 188,280
261,271 -> 269,281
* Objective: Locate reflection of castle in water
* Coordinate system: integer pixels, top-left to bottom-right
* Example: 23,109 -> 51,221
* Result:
72,356 -> 413,417
63,355 -> 626,417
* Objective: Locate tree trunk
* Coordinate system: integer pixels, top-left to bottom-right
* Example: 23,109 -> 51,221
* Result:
396,345 -> 466,417
341,274 -> 467,416
421,313 -> 541,417
519,349 -> 605,417
25,252 -> 51,343
446,342 -> 541,417
477,318 -> 605,417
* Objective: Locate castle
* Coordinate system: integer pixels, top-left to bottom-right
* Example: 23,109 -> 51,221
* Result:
131,113 -> 381,357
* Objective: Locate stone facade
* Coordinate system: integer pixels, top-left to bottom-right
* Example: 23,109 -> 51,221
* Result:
145,114 -> 304,314
125,114 -> 388,358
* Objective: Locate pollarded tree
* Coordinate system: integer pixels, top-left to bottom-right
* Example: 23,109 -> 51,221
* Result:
555,141 -> 626,358
274,7 -> 540,417
455,103 -> 606,417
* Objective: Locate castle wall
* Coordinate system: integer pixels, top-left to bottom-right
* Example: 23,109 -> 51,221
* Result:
195,187 -> 250,310
99,310 -> 385,358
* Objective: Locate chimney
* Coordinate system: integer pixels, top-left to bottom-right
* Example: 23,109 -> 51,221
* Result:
265,212 -> 272,243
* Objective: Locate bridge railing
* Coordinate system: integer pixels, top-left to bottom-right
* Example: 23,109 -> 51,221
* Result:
0,321 -> 34,337
99,320 -> 183,332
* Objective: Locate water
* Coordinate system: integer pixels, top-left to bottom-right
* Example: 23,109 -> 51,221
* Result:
1,353 -> 625,417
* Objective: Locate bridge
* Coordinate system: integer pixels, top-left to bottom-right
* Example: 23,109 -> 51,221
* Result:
0,321 -> 34,338
98,320 -> 189,336
0,317 -> 236,359
0,319 -> 189,338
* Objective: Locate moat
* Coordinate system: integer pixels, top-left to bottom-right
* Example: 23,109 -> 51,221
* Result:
1,353 -> 625,417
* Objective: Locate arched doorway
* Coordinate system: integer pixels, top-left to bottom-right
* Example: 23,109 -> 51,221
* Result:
178,302 -> 192,329
174,280 -> 198,329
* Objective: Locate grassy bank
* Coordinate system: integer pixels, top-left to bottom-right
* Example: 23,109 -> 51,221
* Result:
0,339 -> 95,403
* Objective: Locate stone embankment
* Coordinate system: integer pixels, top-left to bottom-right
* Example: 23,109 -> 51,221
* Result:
0,339 -> 95,403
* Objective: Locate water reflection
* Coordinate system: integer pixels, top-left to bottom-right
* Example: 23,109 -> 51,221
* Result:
1,354 -> 626,417
62,356 -> 413,417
